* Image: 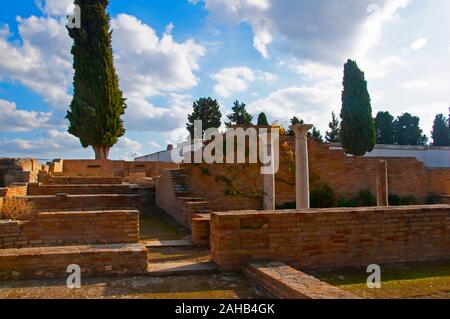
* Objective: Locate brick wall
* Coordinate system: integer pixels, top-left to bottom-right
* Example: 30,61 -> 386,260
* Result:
26,194 -> 141,212
27,183 -> 141,195
184,163 -> 263,212
0,243 -> 148,280
210,205 -> 450,270
244,262 -> 358,299
181,138 -> 450,208
0,183 -> 28,197
61,160 -> 177,178
0,210 -> 140,249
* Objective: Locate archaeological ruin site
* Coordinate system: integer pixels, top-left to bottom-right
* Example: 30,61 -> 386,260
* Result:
1,127 -> 449,299
1,0 -> 450,305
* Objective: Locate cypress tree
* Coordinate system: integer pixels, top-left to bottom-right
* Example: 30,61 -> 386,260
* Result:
66,0 -> 126,160
340,59 -> 376,156
257,112 -> 269,126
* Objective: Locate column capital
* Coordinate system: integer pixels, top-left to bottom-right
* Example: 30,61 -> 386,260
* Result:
289,124 -> 313,136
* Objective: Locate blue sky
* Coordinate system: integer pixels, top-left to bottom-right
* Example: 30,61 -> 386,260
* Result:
0,0 -> 449,160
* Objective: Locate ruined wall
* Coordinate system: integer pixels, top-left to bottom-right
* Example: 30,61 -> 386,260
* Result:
181,138 -> 450,209
0,210 -> 140,249
60,160 -> 177,178
210,205 -> 450,270
0,158 -> 40,187
0,244 -> 148,280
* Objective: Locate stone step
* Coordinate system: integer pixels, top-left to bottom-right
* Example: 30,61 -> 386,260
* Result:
143,239 -> 195,248
147,261 -> 218,277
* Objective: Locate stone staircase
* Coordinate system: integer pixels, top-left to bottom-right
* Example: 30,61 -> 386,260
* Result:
158,169 -> 211,227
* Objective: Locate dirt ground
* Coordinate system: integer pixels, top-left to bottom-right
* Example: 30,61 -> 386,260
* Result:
0,273 -> 270,299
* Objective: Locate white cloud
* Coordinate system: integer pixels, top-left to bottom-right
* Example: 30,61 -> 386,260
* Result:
0,99 -> 55,132
411,37 -> 428,51
401,80 -> 430,90
0,16 -> 73,108
110,137 -> 143,160
212,67 -> 256,97
112,14 -> 206,97
248,83 -> 341,131
0,8 -> 206,133
212,67 -> 276,97
124,94 -> 192,132
36,0 -> 74,16
204,0 -> 410,62
0,129 -> 79,156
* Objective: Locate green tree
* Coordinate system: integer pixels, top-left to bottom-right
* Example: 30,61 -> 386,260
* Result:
66,0 -> 126,160
375,111 -> 394,145
257,112 -> 269,126
311,127 -> 324,142
325,111 -> 340,143
286,116 -> 322,141
431,113 -> 450,146
340,59 -> 376,156
393,113 -> 427,145
225,100 -> 253,127
187,97 -> 222,138
286,116 -> 303,136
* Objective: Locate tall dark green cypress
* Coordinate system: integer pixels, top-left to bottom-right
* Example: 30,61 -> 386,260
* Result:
340,59 -> 376,156
66,0 -> 126,160
257,113 -> 269,126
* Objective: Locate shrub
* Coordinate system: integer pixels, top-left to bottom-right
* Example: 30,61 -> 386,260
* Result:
400,196 -> 418,206
276,202 -> 296,210
427,195 -> 441,204
388,195 -> 401,206
337,197 -> 357,208
0,197 -> 34,220
355,189 -> 377,207
310,183 -> 337,208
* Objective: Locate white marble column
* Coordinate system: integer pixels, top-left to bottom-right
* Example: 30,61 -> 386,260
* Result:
262,130 -> 276,210
290,124 -> 313,209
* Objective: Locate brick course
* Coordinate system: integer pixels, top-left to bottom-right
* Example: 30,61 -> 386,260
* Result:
244,262 -> 358,299
0,210 -> 140,249
210,205 -> 450,270
0,243 -> 148,280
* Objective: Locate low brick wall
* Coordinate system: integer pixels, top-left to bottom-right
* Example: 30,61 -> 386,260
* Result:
26,194 -> 141,212
211,205 -> 450,270
61,160 -> 177,178
0,244 -> 148,280
244,262 -> 358,299
0,183 -> 28,197
192,214 -> 211,247
42,176 -> 124,185
28,183 -> 141,195
0,210 -> 140,249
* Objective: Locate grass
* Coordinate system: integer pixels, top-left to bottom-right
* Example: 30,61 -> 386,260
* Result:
305,260 -> 450,299
139,209 -> 189,241
0,197 -> 34,220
